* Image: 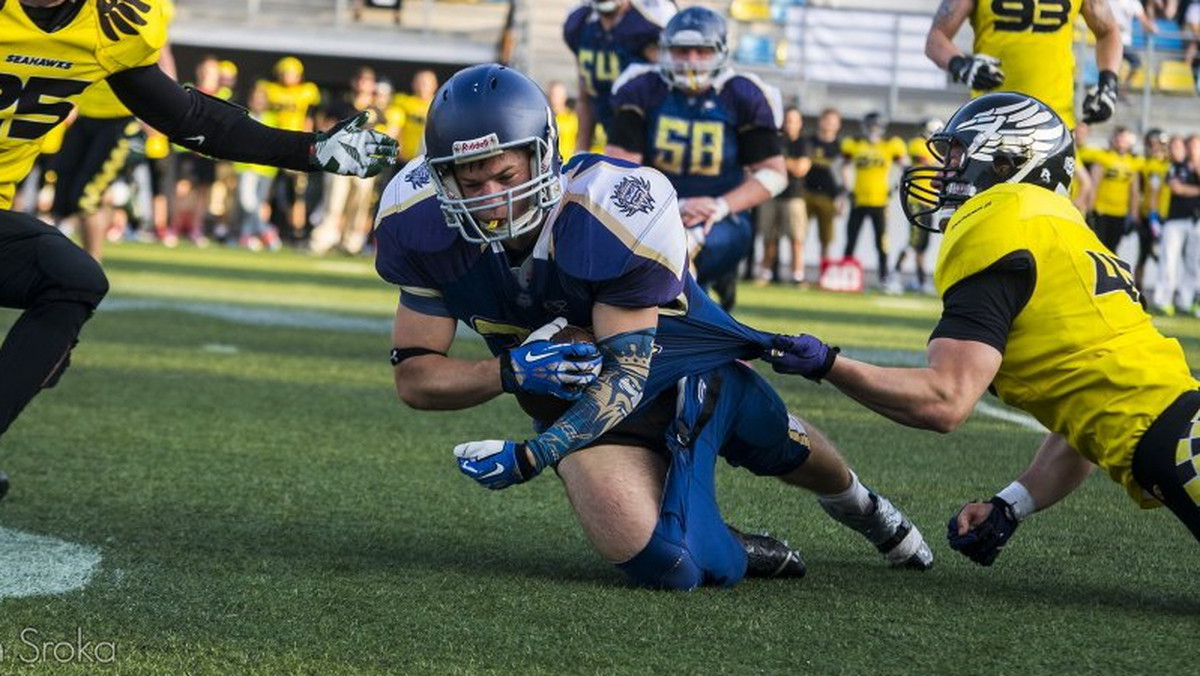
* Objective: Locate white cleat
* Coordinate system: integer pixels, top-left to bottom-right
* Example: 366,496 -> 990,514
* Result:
819,492 -> 933,571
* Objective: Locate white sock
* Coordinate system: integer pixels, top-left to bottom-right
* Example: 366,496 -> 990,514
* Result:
819,470 -> 874,515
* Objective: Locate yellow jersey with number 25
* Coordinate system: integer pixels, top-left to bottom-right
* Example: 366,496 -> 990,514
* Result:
0,0 -> 168,208
935,183 -> 1197,507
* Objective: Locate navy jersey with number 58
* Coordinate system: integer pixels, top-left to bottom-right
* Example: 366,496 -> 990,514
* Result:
610,65 -> 782,198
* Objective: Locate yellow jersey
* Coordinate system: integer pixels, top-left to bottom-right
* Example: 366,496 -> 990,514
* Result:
556,109 -> 579,163
258,80 -> 321,132
1140,155 -> 1171,218
972,0 -> 1082,128
1091,149 -> 1141,217
393,93 -> 433,162
73,0 -> 175,120
935,183 -> 1198,506
0,0 -> 168,208
841,136 -> 907,208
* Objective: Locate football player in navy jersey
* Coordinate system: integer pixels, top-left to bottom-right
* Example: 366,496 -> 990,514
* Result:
375,64 -> 931,590
605,7 -> 785,311
563,0 -> 675,155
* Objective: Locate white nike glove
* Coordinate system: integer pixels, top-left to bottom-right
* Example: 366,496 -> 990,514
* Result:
311,111 -> 398,178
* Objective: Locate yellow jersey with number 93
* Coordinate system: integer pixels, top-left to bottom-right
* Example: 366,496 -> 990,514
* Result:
935,183 -> 1198,507
0,0 -> 168,209
972,0 -> 1082,128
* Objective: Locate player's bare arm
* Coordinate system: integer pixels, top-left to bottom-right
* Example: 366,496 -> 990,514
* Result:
391,304 -> 503,410
925,0 -> 974,69
954,433 -> 1096,535
1083,0 -> 1123,73
814,338 -> 1001,433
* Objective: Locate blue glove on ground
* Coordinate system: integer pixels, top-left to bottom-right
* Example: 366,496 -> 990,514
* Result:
946,497 -> 1020,567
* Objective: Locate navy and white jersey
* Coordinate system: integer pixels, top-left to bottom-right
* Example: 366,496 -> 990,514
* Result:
610,66 -> 783,198
374,153 -> 770,400
563,1 -> 673,134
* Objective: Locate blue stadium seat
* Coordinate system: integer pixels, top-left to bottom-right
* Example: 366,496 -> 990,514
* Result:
769,0 -> 805,23
735,34 -> 776,65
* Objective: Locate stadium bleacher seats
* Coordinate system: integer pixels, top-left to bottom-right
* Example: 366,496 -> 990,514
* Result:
1157,60 -> 1197,95
735,33 -> 776,65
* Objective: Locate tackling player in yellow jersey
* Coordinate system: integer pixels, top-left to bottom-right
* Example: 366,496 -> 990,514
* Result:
0,0 -> 396,501
926,0 -> 1122,130
765,93 -> 1200,563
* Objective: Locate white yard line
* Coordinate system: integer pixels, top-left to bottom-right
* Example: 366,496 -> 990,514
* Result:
0,528 -> 101,600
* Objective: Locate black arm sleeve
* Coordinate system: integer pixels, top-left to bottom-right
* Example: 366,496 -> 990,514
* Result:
929,252 -> 1035,353
737,126 -> 784,166
106,65 -> 315,172
608,107 -> 647,154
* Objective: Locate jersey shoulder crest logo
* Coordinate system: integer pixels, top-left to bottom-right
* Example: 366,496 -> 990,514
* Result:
402,163 -> 431,190
96,0 -> 153,42
610,175 -> 656,217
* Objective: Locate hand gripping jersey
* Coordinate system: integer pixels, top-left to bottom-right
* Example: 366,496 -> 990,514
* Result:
1091,149 -> 1141,218
0,0 -> 169,208
934,183 -> 1198,505
563,1 -> 672,134
971,0 -> 1082,128
610,66 -> 782,199
841,136 -> 908,208
374,153 -> 771,402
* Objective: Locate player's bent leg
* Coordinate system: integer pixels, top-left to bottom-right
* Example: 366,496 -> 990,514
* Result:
0,211 -> 109,437
718,363 -> 932,570
1132,391 -> 1200,542
557,444 -> 666,564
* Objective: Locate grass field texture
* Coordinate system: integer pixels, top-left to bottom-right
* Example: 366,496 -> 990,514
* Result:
1,242 -> 1197,674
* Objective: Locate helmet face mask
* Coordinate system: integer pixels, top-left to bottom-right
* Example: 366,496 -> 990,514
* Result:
423,64 -> 563,245
589,0 -> 623,14
901,93 -> 1074,232
659,8 -> 729,93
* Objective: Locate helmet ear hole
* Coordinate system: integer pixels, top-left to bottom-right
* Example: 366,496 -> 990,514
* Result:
993,155 -> 1019,181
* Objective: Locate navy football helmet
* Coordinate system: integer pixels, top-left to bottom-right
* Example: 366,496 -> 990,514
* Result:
659,7 -> 728,92
901,92 -> 1074,232
424,64 -> 562,243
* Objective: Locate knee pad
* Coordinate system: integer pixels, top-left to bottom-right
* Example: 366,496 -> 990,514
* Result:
617,532 -> 704,591
35,234 -> 109,308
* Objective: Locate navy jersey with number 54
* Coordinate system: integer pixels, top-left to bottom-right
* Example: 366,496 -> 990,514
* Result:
610,65 -> 782,198
563,1 -> 672,136
374,153 -> 771,401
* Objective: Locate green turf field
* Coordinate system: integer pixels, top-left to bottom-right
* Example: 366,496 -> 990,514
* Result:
1,242 -> 1197,674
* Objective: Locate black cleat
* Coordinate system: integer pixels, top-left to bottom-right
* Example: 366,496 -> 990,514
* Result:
730,526 -> 806,579
0,470 -> 8,502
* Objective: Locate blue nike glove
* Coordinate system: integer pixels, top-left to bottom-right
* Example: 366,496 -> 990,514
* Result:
946,497 -> 1020,567
762,334 -> 840,382
311,111 -> 398,178
500,318 -> 602,400
454,439 -> 541,490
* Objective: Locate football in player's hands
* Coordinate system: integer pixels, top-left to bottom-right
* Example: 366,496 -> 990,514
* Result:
516,324 -> 597,422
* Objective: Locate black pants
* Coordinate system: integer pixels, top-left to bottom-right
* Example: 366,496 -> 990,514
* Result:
50,115 -> 139,218
0,209 -> 108,438
1092,214 -> 1127,254
844,205 -> 889,282
1132,390 -> 1200,542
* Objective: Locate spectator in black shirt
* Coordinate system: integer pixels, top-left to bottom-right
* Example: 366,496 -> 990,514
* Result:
756,107 -> 811,284
1153,134 -> 1200,315
802,108 -> 844,268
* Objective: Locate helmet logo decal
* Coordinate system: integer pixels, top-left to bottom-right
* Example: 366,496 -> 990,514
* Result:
452,133 -> 502,162
1039,168 -> 1051,184
956,99 -> 1064,168
403,163 -> 432,190
611,176 -> 656,217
